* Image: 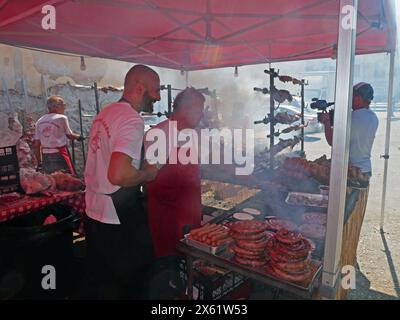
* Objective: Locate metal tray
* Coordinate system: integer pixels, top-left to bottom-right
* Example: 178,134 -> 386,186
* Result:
184,234 -> 228,255
286,192 -> 329,208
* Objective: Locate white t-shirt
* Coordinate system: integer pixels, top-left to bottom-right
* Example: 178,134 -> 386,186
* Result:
349,108 -> 379,173
34,113 -> 73,153
85,102 -> 144,224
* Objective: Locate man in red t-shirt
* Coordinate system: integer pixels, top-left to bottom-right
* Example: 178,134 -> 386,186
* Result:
144,87 -> 205,298
145,87 -> 205,259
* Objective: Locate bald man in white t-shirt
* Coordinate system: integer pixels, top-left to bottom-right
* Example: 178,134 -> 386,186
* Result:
84,65 -> 160,299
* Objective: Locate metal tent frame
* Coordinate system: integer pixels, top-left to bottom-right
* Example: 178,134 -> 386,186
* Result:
0,1 -> 394,69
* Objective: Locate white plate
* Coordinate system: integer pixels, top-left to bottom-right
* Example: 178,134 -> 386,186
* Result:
233,212 -> 254,220
242,208 -> 261,215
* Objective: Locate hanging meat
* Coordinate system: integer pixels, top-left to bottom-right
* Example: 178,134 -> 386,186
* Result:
267,130 -> 281,138
274,111 -> 300,125
278,75 -> 303,86
270,136 -> 302,155
267,122 -> 309,139
270,86 -> 293,104
16,139 -> 34,169
281,122 -> 309,134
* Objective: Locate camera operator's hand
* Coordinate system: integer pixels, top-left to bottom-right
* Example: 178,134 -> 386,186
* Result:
319,112 -> 331,126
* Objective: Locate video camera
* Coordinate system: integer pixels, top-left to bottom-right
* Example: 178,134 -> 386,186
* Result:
310,98 -> 335,126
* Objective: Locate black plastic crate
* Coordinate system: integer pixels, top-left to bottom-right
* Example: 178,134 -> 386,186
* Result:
0,145 -> 20,194
179,259 -> 247,300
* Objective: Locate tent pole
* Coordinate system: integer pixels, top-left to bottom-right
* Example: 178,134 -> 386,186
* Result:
379,49 -> 396,230
185,71 -> 189,87
269,67 -> 275,169
40,75 -> 48,112
321,0 -> 357,299
300,81 -> 305,153
93,81 -> 100,115
167,84 -> 172,116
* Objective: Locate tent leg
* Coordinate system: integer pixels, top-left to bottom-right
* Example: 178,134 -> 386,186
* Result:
185,71 -> 189,87
380,49 -> 396,230
321,0 -> 358,299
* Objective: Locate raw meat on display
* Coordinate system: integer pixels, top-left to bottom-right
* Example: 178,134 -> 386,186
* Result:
228,220 -> 269,267
229,231 -> 267,241
50,171 -> 85,191
19,168 -> 56,195
234,255 -> 267,267
266,229 -> 314,283
188,224 -> 231,247
228,220 -> 268,234
266,218 -> 297,231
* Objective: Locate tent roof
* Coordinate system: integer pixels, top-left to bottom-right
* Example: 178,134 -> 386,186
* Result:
0,0 -> 396,70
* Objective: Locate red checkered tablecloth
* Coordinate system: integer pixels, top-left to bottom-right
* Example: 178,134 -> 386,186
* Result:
0,191 -> 86,223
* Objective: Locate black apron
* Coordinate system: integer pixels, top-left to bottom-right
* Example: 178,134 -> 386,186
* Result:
106,137 -> 155,289
109,184 -> 154,272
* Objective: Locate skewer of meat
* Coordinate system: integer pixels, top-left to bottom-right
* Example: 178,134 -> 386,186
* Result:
267,130 -> 281,138
274,111 -> 300,124
281,122 -> 309,134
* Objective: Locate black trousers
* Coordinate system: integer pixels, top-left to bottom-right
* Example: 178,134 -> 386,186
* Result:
84,187 -> 154,299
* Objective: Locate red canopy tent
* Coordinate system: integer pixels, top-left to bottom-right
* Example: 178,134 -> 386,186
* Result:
0,0 -> 397,299
0,0 -> 396,70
